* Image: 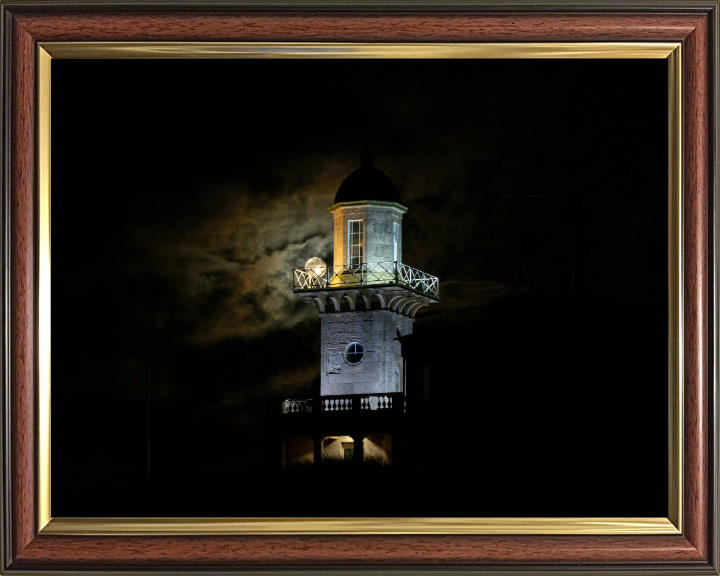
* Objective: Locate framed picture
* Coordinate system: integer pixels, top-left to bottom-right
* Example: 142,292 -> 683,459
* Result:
1,2 -> 717,574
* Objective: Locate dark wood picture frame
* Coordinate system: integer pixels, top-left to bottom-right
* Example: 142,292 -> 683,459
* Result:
1,1 -> 718,573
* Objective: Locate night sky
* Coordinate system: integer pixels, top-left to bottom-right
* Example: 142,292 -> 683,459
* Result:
52,58 -> 668,516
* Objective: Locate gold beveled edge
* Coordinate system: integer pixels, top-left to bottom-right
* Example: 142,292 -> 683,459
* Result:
41,517 -> 679,536
38,41 -> 680,59
38,45 -> 51,533
667,45 -> 683,532
36,42 -> 683,536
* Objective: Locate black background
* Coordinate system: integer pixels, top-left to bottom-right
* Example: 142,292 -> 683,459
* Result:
52,58 -> 668,517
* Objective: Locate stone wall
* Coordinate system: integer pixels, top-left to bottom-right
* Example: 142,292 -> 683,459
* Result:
284,436 -> 314,465
364,434 -> 392,461
330,203 -> 405,268
320,310 -> 413,396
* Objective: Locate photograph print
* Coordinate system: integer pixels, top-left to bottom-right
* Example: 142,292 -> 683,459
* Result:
52,57 -> 668,518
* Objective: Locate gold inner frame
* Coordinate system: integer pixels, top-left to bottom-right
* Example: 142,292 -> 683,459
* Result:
37,42 -> 682,536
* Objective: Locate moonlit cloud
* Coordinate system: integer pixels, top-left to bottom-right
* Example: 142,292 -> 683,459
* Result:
133,160 -> 355,343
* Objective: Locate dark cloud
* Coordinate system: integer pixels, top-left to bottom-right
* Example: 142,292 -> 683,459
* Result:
130,162 -> 351,343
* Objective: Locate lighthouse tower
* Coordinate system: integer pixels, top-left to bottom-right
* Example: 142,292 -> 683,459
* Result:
294,152 -> 440,398
275,152 -> 439,466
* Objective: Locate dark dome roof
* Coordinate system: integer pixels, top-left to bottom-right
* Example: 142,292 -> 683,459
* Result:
334,152 -> 402,205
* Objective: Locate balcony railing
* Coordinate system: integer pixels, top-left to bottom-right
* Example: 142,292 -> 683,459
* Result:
293,261 -> 439,299
280,393 -> 404,415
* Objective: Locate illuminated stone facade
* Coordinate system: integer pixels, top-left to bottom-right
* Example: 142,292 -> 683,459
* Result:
320,310 -> 413,396
313,199 -> 418,397
329,202 -> 405,268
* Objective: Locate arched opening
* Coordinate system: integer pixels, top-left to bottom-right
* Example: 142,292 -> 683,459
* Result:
321,435 -> 354,462
364,435 -> 392,465
370,294 -> 382,310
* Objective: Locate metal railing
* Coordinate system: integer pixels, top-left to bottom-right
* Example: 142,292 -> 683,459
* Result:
293,261 -> 439,299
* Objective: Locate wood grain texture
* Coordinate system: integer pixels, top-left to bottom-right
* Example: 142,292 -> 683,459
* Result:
3,4 -> 716,572
682,11 -> 710,561
12,12 -> 703,42
10,534 -> 706,567
10,13 -> 36,562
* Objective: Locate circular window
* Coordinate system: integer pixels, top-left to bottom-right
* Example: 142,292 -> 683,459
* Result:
345,342 -> 364,364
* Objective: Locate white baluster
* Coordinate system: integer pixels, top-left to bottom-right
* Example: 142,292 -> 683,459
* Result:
369,395 -> 379,410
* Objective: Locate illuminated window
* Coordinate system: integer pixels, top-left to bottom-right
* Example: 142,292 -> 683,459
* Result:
348,220 -> 363,268
345,342 -> 364,364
